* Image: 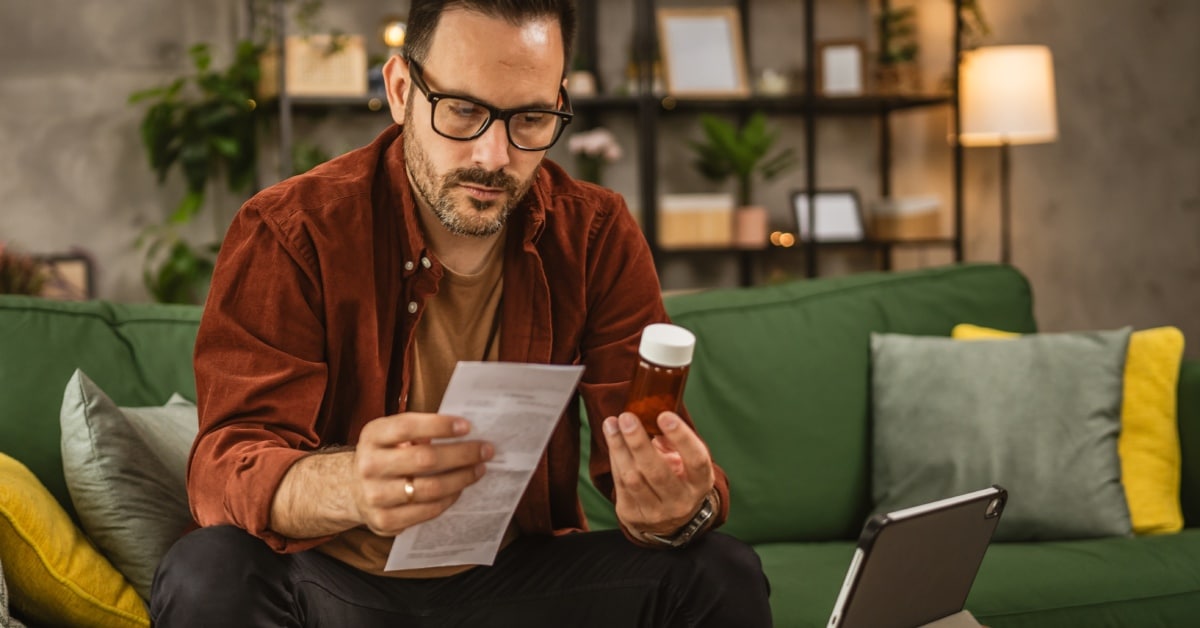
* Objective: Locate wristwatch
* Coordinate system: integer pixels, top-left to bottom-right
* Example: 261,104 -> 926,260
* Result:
641,488 -> 719,548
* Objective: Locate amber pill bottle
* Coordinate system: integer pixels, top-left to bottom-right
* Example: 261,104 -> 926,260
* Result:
623,323 -> 696,437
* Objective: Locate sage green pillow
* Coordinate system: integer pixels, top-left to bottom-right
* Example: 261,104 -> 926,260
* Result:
870,329 -> 1133,541
60,370 -> 197,601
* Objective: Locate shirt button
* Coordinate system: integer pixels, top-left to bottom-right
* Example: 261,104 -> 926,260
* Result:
421,257 -> 432,269
404,261 -> 415,271
407,301 -> 418,314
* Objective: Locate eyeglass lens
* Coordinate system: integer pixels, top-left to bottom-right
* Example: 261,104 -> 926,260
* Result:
433,97 -> 565,150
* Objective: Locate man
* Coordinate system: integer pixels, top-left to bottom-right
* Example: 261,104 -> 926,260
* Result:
151,1 -> 772,625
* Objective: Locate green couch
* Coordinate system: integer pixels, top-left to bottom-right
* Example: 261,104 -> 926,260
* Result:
580,263 -> 1200,626
2,263 -> 1199,626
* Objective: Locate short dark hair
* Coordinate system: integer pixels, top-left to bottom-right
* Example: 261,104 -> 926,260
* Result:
403,0 -> 577,77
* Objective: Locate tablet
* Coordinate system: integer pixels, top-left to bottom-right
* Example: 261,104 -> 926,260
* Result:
827,485 -> 1007,628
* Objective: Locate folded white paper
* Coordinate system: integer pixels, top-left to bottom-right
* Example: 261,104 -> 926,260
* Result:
386,361 -> 585,570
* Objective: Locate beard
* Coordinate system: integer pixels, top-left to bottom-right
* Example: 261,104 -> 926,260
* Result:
403,104 -> 536,238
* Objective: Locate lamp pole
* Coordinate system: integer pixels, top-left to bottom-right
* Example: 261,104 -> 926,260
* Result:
960,45 -> 1058,268
1000,140 -> 1011,265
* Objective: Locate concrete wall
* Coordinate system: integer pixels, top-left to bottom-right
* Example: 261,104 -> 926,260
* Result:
965,0 -> 1200,355
1,0 -> 1197,354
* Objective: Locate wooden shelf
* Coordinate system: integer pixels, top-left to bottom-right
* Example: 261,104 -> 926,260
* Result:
284,94 -> 389,112
797,237 -> 957,249
864,237 -> 958,247
275,92 -> 952,118
571,94 -> 640,112
658,246 -> 774,255
657,237 -> 956,255
657,93 -> 953,115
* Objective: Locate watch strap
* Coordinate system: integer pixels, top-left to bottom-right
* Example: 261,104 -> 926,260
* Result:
643,487 -> 719,548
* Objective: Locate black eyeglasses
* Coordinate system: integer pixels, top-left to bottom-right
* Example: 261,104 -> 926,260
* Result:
407,59 -> 573,152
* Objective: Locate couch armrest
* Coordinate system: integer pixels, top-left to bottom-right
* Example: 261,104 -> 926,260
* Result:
1178,359 -> 1200,526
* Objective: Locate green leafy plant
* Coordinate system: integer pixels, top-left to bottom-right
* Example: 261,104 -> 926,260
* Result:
131,42 -> 260,228
250,0 -> 331,45
128,0 -> 336,304
878,7 -> 919,66
129,41 -> 261,304
293,141 -> 333,175
959,0 -> 992,47
129,0 -> 334,304
689,113 -> 798,207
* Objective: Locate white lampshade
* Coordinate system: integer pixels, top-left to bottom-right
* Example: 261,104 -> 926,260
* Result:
960,45 -> 1058,147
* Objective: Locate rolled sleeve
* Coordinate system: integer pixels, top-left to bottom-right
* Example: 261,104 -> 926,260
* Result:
189,204 -> 333,553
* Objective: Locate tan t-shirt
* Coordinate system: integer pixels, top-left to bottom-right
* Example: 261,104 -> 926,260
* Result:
316,235 -> 508,578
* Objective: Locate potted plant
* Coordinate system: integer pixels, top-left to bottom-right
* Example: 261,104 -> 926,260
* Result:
876,6 -> 920,94
689,112 -> 798,247
959,0 -> 992,49
129,41 -> 261,304
128,0 -> 335,304
568,127 -> 623,186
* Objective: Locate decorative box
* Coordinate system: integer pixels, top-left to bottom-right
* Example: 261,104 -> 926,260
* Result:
259,34 -> 368,98
659,194 -> 735,249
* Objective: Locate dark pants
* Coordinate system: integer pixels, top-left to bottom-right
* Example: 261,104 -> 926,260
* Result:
151,526 -> 772,627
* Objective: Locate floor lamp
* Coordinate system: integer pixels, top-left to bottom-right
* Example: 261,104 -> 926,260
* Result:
960,45 -> 1058,265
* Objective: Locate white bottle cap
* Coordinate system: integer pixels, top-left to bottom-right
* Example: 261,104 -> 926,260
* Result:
638,323 -> 695,367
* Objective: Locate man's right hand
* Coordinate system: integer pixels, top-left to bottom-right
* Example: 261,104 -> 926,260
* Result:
269,413 -> 492,539
351,413 -> 493,536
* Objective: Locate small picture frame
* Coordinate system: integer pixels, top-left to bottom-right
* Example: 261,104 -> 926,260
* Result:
35,252 -> 94,300
816,40 -> 866,96
792,190 -> 867,242
656,7 -> 750,98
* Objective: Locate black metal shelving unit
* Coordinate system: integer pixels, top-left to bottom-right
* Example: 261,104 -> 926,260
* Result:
595,0 -> 967,283
261,0 -> 966,285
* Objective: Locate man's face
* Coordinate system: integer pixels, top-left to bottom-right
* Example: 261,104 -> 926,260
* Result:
394,9 -> 565,238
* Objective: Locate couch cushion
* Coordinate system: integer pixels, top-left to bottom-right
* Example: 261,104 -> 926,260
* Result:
755,530 -> 1200,628
0,453 -> 148,627
753,541 -> 855,627
60,370 -> 197,601
0,296 -> 201,519
1178,359 -> 1200,525
954,324 -> 1186,535
583,264 -> 1037,543
871,329 -> 1133,541
968,530 -> 1200,627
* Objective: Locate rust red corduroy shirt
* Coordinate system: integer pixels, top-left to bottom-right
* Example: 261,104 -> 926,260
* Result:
189,124 -> 730,553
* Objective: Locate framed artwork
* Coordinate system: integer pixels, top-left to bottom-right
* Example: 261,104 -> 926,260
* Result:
656,7 -> 750,98
36,252 -> 94,300
816,40 -> 866,96
792,190 -> 867,242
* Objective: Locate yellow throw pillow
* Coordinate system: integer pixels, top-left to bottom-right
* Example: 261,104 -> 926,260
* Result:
952,324 -> 1186,535
0,453 -> 149,627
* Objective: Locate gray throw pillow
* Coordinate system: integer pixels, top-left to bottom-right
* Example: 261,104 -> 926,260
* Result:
870,329 -> 1133,541
60,370 -> 197,601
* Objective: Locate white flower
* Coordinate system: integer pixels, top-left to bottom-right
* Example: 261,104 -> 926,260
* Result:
567,127 -> 623,163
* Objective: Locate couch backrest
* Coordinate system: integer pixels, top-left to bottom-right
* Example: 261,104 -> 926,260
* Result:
656,263 -> 1036,543
0,296 -> 202,519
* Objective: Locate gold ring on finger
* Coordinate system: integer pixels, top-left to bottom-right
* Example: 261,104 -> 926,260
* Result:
403,476 -> 416,502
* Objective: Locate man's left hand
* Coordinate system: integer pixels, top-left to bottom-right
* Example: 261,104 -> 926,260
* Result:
602,411 -> 716,538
